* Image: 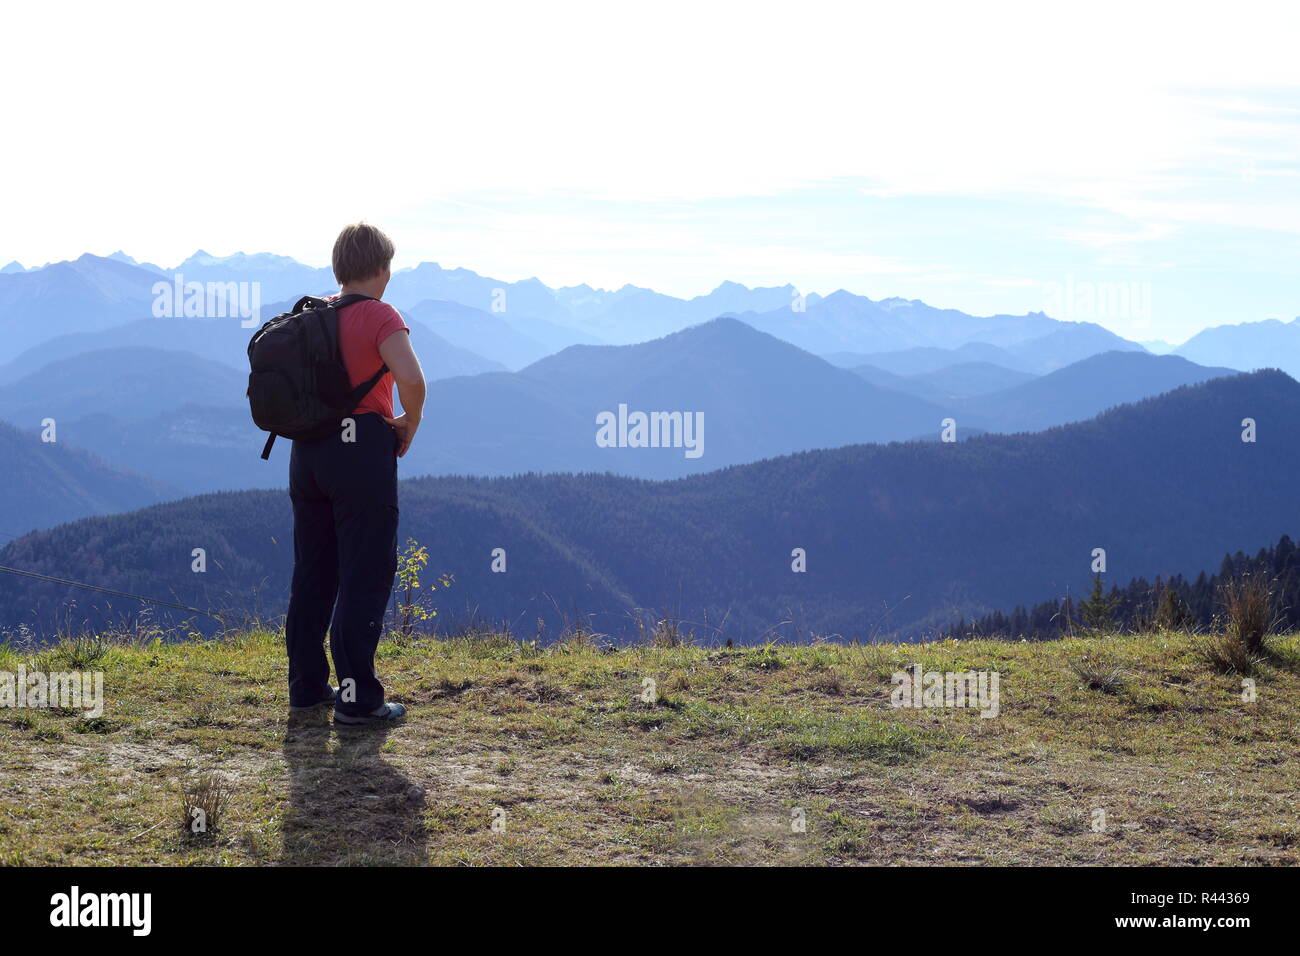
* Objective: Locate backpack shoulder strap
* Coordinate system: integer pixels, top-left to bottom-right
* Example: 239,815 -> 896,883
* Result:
304,292 -> 381,360
331,292 -> 378,310
346,363 -> 391,411
292,294 -> 330,314
291,292 -> 377,314
331,294 -> 386,403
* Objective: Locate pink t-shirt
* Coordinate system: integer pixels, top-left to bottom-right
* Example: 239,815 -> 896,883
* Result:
333,298 -> 408,419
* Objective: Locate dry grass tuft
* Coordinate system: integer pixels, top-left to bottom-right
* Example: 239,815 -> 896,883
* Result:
180,770 -> 230,838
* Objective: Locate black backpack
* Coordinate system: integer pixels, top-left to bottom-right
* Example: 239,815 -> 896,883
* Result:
246,293 -> 389,459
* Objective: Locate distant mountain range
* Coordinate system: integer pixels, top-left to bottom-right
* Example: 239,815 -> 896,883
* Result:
849,361 -> 1036,403
739,290 -> 1145,372
10,319 -> 951,490
0,419 -> 172,537
0,347 -> 246,425
0,250 -> 1149,367
3,371 -> 1295,640
567,280 -> 803,344
0,305 -> 505,384
960,351 -> 1237,433
402,299 -> 596,371
0,245 -> 1288,532
3,247 -> 1296,377
168,250 -> 333,304
399,317 -> 950,479
0,255 -> 164,361
812,315 -> 1143,376
1,246 -> 1294,645
0,318 -> 1242,495
1175,317 -> 1300,379
824,342 -> 1037,374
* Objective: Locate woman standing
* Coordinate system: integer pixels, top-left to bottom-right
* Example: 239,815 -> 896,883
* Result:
285,223 -> 426,724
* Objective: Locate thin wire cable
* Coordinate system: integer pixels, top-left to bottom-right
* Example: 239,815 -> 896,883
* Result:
0,564 -> 220,618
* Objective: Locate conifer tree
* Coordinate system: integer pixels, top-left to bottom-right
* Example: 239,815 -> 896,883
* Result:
1080,574 -> 1120,631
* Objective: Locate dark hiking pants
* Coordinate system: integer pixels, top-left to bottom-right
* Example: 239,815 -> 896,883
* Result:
285,412 -> 399,716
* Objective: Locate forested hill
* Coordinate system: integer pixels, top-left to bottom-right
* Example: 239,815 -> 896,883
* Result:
952,534 -> 1300,639
1,370 -> 1297,642
0,418 -> 173,535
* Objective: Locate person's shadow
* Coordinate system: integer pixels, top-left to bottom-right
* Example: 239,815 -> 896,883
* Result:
281,710 -> 429,865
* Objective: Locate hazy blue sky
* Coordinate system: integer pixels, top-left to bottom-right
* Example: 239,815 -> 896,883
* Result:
3,1 -> 1297,343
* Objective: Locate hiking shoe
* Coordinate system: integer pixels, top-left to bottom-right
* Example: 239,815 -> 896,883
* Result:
334,702 -> 406,725
289,687 -> 337,712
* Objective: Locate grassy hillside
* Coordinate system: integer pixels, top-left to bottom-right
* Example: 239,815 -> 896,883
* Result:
1,628 -> 1297,866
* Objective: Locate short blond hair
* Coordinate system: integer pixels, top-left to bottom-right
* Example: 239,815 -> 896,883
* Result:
332,222 -> 395,284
